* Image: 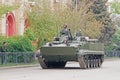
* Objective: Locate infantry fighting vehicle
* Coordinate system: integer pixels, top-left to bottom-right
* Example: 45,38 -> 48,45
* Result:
37,30 -> 104,69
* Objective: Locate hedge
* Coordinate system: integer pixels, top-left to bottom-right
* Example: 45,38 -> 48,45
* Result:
0,36 -> 35,52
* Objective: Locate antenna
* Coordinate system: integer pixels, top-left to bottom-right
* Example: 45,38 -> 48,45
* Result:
68,28 -> 73,41
76,0 -> 78,12
56,23 -> 58,37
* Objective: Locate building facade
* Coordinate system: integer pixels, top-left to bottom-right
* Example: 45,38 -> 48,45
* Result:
0,0 -> 73,37
0,0 -> 31,36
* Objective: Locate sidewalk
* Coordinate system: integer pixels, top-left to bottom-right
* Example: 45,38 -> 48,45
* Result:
0,64 -> 40,70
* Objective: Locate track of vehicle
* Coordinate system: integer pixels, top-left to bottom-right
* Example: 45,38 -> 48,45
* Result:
38,54 -> 104,69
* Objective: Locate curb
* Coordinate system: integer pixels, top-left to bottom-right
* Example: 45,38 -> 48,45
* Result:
0,64 -> 40,70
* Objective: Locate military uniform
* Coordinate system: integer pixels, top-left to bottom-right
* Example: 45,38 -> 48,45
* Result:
0,44 -> 7,64
60,28 -> 69,35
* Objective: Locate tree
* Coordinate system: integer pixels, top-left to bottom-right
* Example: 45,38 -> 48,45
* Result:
90,0 -> 115,43
105,29 -> 120,51
0,5 -> 18,18
27,0 -> 103,48
110,2 -> 120,27
111,2 -> 120,14
26,0 -> 57,48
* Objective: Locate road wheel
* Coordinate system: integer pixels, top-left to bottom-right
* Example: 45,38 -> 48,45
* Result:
98,59 -> 101,67
38,57 -> 48,69
86,60 -> 90,68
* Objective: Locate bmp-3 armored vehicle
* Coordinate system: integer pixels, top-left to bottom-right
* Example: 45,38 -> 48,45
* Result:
37,29 -> 104,69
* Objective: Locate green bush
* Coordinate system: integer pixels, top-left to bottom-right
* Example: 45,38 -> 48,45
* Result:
0,36 -> 35,52
24,29 -> 35,41
0,36 -> 35,63
105,44 -> 115,51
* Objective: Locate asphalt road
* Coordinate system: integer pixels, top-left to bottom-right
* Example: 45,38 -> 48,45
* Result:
0,59 -> 120,80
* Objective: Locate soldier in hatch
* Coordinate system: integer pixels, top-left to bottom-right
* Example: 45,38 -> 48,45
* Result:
60,24 -> 69,35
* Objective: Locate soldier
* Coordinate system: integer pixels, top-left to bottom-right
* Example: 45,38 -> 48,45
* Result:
75,29 -> 82,37
0,42 -> 7,64
60,24 -> 69,35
